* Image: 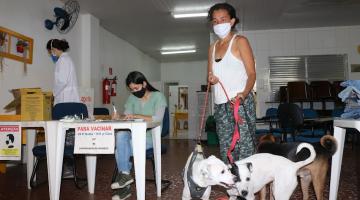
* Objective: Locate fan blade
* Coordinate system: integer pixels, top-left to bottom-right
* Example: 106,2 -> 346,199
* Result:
44,19 -> 55,30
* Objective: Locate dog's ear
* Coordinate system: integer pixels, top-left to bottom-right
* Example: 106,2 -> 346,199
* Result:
200,166 -> 209,178
246,162 -> 253,173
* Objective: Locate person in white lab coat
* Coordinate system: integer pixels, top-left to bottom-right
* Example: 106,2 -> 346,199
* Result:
46,39 -> 80,178
46,39 -> 80,105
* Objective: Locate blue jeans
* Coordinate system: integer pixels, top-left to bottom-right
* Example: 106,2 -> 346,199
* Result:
115,130 -> 153,173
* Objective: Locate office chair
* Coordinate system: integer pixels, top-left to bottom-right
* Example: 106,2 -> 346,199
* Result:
93,107 -> 110,115
30,102 -> 88,189
277,103 -> 303,142
111,107 -> 171,191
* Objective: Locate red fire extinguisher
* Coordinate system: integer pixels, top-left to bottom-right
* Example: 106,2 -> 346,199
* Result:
102,78 -> 111,104
111,76 -> 117,96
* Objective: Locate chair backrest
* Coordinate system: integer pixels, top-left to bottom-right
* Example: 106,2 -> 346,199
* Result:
277,103 -> 303,130
265,108 -> 278,118
303,108 -> 318,119
310,81 -> 332,100
287,81 -> 311,102
161,107 -> 170,137
52,102 -> 89,120
332,107 -> 344,117
93,107 -> 110,115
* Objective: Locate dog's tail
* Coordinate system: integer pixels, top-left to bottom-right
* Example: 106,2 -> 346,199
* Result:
293,143 -> 316,169
320,135 -> 338,156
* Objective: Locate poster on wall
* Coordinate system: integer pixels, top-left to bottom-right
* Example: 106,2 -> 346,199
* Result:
79,87 -> 94,119
74,123 -> 114,154
0,123 -> 21,161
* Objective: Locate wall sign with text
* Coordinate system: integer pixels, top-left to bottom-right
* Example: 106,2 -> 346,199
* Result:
0,124 -> 22,160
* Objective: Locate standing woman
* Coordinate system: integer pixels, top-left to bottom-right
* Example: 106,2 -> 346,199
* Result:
46,39 -> 80,178
207,3 -> 256,163
111,71 -> 167,200
46,39 -> 80,105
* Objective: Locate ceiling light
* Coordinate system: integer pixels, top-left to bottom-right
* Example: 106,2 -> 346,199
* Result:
172,12 -> 208,18
161,49 -> 196,55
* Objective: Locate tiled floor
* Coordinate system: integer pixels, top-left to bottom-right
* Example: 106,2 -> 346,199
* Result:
0,139 -> 359,200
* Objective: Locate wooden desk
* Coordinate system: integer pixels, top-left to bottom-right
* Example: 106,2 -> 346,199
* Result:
173,112 -> 188,137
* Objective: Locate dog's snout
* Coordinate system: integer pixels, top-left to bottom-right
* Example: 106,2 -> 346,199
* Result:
241,190 -> 248,196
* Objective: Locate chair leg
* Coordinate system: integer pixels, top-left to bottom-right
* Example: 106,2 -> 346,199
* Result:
72,156 -> 87,189
145,158 -> 171,192
111,165 -> 118,183
30,158 -> 40,188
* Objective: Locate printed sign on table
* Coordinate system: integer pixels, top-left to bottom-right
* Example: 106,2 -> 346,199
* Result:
74,124 -> 114,154
0,124 -> 21,160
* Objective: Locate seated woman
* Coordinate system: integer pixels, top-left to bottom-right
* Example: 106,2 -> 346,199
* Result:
111,71 -> 167,200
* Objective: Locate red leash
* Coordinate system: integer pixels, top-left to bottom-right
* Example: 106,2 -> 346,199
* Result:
218,81 -> 243,164
197,82 -> 211,143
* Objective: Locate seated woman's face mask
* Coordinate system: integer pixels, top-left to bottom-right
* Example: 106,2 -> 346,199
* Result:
132,87 -> 146,98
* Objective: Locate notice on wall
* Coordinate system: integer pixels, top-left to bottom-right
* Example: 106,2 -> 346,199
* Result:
74,124 -> 114,154
79,87 -> 94,120
0,124 -> 21,160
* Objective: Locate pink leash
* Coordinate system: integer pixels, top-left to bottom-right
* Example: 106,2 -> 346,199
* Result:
218,81 -> 243,164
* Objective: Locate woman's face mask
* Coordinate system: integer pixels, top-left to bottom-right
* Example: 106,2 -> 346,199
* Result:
51,54 -> 59,63
49,49 -> 58,63
132,87 -> 146,98
213,23 -> 231,39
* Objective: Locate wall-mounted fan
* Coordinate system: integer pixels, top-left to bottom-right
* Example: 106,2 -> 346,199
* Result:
44,0 -> 80,34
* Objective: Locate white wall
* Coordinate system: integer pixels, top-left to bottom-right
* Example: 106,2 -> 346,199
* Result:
0,0 -> 84,113
0,0 -> 160,115
99,28 -> 160,113
161,60 -> 207,139
242,25 -> 360,117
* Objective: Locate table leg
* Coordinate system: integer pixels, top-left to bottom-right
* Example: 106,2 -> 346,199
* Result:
86,155 -> 97,193
152,125 -> 161,197
26,129 -> 36,189
329,126 -> 346,200
45,121 -> 65,200
131,123 -> 146,200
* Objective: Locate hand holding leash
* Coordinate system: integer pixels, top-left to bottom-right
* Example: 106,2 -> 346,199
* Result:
208,72 -> 219,85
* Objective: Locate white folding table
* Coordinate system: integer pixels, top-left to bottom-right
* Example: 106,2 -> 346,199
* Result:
330,119 -> 360,200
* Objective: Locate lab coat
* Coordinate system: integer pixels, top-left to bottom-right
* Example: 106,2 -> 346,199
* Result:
53,52 -> 80,105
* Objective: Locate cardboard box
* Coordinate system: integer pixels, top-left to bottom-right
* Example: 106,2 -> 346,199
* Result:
3,88 -> 53,121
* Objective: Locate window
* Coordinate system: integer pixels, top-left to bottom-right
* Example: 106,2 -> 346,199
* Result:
269,54 -> 347,100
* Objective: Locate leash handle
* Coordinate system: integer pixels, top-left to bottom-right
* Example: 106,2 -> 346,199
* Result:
197,81 -> 211,143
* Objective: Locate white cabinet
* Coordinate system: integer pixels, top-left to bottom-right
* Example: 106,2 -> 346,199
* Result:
196,92 -> 213,140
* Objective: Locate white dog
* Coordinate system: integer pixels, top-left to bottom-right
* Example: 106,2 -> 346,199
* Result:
182,145 -> 236,200
227,142 -> 316,200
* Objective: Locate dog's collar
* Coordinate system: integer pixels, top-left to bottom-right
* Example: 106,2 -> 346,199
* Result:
186,150 -> 208,198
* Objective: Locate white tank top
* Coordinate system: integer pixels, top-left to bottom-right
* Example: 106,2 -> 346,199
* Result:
212,35 -> 248,104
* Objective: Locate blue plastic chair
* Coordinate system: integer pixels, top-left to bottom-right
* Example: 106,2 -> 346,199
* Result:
30,102 -> 88,188
93,107 -> 109,115
256,108 -> 279,136
299,109 -> 325,137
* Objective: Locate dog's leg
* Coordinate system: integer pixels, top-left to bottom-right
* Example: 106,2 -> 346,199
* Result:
259,186 -> 267,200
273,178 -> 298,200
182,184 -> 192,200
201,187 -> 211,200
269,183 -> 274,200
312,162 -> 328,200
299,174 -> 312,200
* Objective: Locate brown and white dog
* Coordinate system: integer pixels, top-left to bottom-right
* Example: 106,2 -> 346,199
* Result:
257,134 -> 337,200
